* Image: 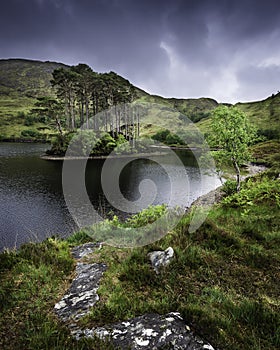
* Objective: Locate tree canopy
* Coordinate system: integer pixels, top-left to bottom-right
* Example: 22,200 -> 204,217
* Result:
49,64 -> 136,132
209,105 -> 257,191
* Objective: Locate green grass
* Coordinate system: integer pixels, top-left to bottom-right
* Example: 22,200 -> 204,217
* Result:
236,94 -> 280,139
0,96 -> 56,140
0,176 -> 279,349
77,176 -> 280,350
198,93 -> 280,141
0,238 -> 118,349
251,140 -> 280,175
0,59 -> 66,140
136,96 -> 218,138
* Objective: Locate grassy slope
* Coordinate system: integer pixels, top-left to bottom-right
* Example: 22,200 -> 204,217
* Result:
236,94 -> 280,135
0,59 -> 219,140
137,95 -> 218,137
198,93 -> 280,139
0,238 -> 116,350
84,176 -> 280,350
0,173 -> 279,350
1,59 -> 280,143
0,59 -> 68,140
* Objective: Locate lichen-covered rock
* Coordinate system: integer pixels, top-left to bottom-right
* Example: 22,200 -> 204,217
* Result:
54,244 -> 215,349
148,247 -> 174,274
71,242 -> 101,260
74,312 -> 215,350
54,262 -> 107,322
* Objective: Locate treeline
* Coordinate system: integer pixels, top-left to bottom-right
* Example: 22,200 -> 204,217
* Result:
33,63 -> 137,134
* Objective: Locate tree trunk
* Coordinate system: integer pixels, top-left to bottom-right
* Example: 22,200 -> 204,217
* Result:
105,112 -> 108,132
85,98 -> 89,129
124,105 -> 127,139
132,108 -> 135,148
137,108 -> 140,137
55,116 -> 63,136
118,108 -> 121,134
115,105 -> 118,134
66,97 -> 71,130
233,160 -> 241,192
69,91 -> 75,130
92,103 -> 96,131
80,100 -> 84,127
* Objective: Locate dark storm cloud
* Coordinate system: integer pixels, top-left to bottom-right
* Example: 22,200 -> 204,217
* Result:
1,0 -> 280,102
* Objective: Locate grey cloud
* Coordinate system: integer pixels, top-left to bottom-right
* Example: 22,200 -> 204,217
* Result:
0,0 -> 280,102
236,64 -> 280,101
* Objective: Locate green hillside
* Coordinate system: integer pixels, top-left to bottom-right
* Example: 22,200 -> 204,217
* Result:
0,59 -> 219,140
236,94 -> 280,140
198,93 -> 280,140
0,58 -> 280,142
0,59 -> 69,98
0,59 -> 68,140
137,95 -> 218,137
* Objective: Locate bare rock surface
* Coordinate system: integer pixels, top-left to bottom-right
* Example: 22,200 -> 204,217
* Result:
54,243 -> 215,349
54,261 -> 107,322
71,242 -> 101,260
74,312 -> 215,350
148,246 -> 175,274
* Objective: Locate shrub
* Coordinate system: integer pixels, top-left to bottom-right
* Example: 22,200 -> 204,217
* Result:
222,177 -> 280,208
152,129 -> 184,145
21,129 -> 41,138
16,111 -> 26,119
24,114 -> 37,126
151,129 -> 170,143
222,179 -> 238,196
47,132 -> 75,155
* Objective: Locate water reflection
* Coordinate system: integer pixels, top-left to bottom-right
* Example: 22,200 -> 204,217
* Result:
0,143 -> 219,250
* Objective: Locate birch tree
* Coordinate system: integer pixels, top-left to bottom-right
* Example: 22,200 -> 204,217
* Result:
210,105 -> 257,192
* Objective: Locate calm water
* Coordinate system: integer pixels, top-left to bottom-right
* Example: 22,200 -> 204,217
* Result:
0,143 -> 219,250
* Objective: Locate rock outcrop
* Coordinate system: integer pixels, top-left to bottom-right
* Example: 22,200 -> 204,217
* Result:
54,243 -> 215,350
74,312 -> 215,350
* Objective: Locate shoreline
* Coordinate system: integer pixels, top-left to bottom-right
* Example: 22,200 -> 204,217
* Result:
188,163 -> 268,210
41,151 -> 170,160
0,138 -> 50,143
41,146 -> 202,160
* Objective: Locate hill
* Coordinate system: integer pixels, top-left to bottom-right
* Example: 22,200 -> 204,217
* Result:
0,59 -> 218,140
0,59 -> 69,140
236,93 -> 280,140
197,93 -> 280,140
0,59 -> 69,98
0,58 -> 279,142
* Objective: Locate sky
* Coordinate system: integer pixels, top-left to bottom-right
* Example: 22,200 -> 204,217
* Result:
1,0 -> 280,103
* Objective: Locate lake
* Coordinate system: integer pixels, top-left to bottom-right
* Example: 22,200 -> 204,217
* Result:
0,143 -> 220,250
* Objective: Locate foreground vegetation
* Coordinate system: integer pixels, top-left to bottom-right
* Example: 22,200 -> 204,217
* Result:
0,238 -> 117,349
0,171 -> 279,349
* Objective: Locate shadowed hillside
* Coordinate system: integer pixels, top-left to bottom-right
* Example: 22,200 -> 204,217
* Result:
0,59 -> 69,140
0,59 -> 68,98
